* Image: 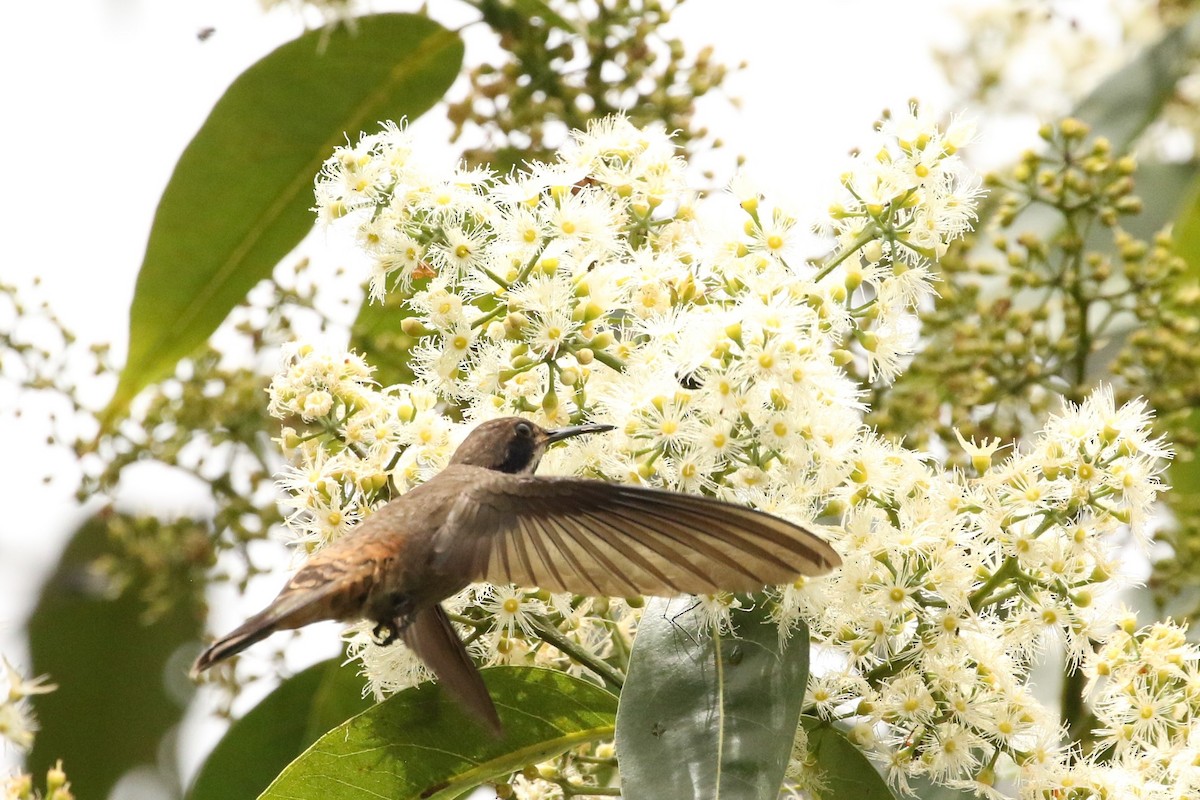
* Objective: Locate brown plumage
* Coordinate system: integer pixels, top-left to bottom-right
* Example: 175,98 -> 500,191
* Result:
191,417 -> 841,735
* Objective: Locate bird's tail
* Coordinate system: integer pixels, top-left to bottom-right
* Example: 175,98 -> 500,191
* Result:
190,592 -> 319,677
403,605 -> 503,737
190,608 -> 282,677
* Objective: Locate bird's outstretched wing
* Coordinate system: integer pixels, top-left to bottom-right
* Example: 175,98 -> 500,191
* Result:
431,470 -> 841,597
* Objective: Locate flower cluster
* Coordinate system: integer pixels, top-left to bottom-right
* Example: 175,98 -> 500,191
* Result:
258,114 -> 1180,798
790,389 -> 1171,796
1070,615 -> 1200,798
2,761 -> 73,800
0,657 -> 55,751
0,658 -> 69,800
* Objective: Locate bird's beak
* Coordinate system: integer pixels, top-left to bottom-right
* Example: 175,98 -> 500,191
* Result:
546,422 -> 616,443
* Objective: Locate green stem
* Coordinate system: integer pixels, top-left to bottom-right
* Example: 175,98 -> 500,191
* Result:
560,782 -> 621,797
530,615 -> 625,692
590,349 -> 627,372
470,304 -> 507,330
1061,660 -> 1087,747
969,556 -> 1019,613
813,226 -> 876,282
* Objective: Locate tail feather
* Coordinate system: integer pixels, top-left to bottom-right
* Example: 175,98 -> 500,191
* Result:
190,610 -> 279,677
404,605 -> 503,737
191,590 -> 327,677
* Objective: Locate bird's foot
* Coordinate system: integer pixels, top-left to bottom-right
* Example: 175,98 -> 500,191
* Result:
372,621 -> 399,647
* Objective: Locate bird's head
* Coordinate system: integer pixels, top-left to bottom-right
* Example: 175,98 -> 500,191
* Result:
450,417 -> 615,474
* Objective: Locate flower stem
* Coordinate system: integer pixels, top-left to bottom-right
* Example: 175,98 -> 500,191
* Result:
969,556 -> 1019,613
529,615 -> 625,692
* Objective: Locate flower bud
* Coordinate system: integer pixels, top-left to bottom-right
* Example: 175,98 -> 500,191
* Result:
505,312 -> 528,334
401,317 -> 432,337
589,331 -> 615,350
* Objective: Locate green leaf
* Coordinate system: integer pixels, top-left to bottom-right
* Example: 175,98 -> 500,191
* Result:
26,516 -> 203,798
350,287 -> 421,388
615,598 -> 810,800
900,775 -> 978,800
1073,13 -> 1200,151
188,658 -> 371,800
107,13 -> 464,423
258,666 -> 616,800
801,717 -> 895,800
1121,160 -> 1197,242
1171,166 -> 1200,280
510,0 -> 577,33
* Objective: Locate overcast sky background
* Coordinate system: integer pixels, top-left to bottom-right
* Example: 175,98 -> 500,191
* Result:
0,0 -> 1027,792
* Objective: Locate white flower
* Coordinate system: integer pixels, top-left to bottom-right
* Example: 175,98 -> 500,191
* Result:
479,585 -> 546,639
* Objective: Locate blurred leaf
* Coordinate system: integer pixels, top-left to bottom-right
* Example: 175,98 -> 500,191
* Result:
801,717 -> 894,800
350,288 -> 421,387
1172,166 -> 1200,279
188,658 -> 370,800
1081,160 -> 1197,378
1122,161 -> 1197,242
1073,13 -> 1200,151
901,775 -> 978,800
510,0 -> 577,32
615,598 -> 810,800
258,667 -> 616,800
106,13 -> 464,423
27,515 -> 203,798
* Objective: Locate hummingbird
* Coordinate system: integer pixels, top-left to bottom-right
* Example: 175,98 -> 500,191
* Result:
191,417 -> 840,734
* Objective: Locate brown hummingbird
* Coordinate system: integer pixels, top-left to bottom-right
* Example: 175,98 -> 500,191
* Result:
191,417 -> 840,734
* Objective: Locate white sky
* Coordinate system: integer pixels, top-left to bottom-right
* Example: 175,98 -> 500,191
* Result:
0,0 -> 971,793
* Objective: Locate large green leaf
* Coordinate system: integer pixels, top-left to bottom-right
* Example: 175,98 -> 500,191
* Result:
26,516 -> 203,799
1073,13 -> 1200,151
1172,164 -> 1200,279
615,598 -> 810,800
801,717 -> 894,800
188,658 -> 371,800
1121,161 -> 1198,242
258,666 -> 616,800
107,13 -> 464,422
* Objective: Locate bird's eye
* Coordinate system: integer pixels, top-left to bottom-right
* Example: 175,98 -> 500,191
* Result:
515,421 -> 532,438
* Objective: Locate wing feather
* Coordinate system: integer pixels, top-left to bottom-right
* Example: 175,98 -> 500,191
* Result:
571,509 -> 692,594
550,515 -> 642,595
434,469 -> 840,597
535,515 -> 607,595
595,502 -> 762,587
610,498 -> 800,581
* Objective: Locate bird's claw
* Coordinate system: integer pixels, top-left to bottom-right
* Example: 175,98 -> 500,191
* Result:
372,621 -> 399,646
